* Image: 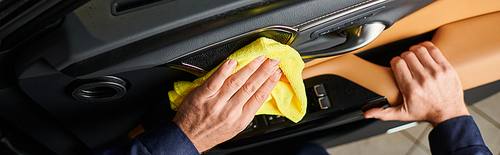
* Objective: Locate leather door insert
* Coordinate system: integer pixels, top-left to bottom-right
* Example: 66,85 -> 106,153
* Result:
302,11 -> 500,105
305,0 -> 500,68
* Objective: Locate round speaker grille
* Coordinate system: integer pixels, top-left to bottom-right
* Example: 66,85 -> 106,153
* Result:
68,76 -> 128,103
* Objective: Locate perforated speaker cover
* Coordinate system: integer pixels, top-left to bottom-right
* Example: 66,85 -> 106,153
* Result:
180,26 -> 296,72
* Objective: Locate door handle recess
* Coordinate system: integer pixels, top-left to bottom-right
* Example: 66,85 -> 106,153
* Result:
300,22 -> 385,59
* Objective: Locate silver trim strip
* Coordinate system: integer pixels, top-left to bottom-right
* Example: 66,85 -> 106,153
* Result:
295,0 -> 386,31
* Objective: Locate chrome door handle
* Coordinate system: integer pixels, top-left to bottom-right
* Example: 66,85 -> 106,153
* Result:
300,22 -> 385,59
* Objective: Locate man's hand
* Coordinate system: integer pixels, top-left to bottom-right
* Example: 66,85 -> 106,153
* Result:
172,56 -> 282,153
364,41 -> 470,127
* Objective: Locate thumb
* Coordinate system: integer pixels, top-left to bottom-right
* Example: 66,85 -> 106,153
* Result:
364,106 -> 405,121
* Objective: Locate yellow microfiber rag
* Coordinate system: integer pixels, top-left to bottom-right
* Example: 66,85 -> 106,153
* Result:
168,37 -> 306,123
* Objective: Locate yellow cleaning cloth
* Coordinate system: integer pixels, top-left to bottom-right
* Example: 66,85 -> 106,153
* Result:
168,37 -> 306,123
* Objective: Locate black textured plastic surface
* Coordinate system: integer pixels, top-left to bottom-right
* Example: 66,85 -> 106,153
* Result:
207,120 -> 408,155
55,0 -> 304,78
0,0 -> 90,51
0,0 -> 41,27
181,31 -> 292,71
16,0 -> 433,78
0,87 -> 90,154
17,65 -> 197,152
308,75 -> 382,111
182,37 -> 254,71
464,79 -> 500,105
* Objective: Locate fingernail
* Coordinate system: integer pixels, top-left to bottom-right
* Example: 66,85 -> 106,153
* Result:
226,59 -> 237,68
270,59 -> 280,66
255,55 -> 266,62
366,115 -> 374,119
275,68 -> 282,75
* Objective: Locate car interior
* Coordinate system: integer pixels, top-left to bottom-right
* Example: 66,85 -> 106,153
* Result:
1,0 -> 500,154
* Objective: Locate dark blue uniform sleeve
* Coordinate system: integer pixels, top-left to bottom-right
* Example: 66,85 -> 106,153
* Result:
429,116 -> 492,155
95,121 -> 200,155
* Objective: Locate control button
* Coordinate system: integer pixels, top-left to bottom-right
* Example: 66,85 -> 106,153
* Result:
314,84 -> 326,97
318,96 -> 331,109
266,115 -> 286,125
252,124 -> 258,129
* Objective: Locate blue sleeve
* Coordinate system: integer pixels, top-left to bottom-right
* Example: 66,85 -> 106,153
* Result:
95,121 -> 200,155
428,116 -> 492,155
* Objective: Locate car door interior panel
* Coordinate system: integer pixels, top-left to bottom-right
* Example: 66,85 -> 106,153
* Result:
0,0 -> 91,53
16,0 -> 434,79
305,0 -> 500,67
304,11 -> 500,107
1,0 -> 500,154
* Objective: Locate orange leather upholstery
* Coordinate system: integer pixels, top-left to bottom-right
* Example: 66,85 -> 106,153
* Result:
303,11 -> 500,105
305,0 -> 500,68
432,11 -> 500,91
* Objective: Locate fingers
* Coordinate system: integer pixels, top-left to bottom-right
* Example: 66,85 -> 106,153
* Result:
400,51 -> 426,79
229,58 -> 280,109
409,44 -> 439,70
198,59 -> 237,96
241,68 -> 282,121
419,41 -> 451,67
374,41 -> 462,124
218,56 -> 267,100
390,56 -> 412,93
364,106 -> 412,121
400,41 -> 451,80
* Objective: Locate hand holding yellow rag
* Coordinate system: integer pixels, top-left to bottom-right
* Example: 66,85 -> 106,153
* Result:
168,37 -> 306,123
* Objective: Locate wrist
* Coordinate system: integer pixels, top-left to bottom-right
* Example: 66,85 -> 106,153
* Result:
427,110 -> 470,127
172,119 -> 205,153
